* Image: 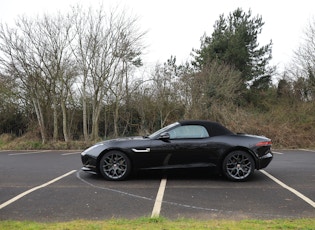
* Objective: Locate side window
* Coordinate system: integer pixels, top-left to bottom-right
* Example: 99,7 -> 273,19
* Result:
168,125 -> 209,139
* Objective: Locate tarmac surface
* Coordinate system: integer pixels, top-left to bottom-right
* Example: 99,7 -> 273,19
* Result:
0,149 -> 314,221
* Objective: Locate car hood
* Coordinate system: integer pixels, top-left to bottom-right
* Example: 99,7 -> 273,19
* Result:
102,136 -> 145,142
98,136 -> 148,145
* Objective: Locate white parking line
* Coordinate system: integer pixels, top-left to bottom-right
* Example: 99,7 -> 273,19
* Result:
8,150 -> 50,156
61,152 -> 81,156
0,170 -> 76,210
272,151 -> 284,155
299,149 -> 315,153
151,178 -> 167,217
261,170 -> 315,208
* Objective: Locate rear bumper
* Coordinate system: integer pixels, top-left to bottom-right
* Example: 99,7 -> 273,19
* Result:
257,152 -> 273,169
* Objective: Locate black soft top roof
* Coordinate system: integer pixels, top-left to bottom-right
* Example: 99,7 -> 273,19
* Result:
179,120 -> 234,137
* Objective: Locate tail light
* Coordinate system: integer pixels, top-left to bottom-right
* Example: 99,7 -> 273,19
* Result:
256,141 -> 272,147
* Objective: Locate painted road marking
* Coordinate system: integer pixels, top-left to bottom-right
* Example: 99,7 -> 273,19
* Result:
8,151 -> 81,156
299,149 -> 315,153
0,170 -> 76,210
273,151 -> 284,155
261,170 -> 315,208
61,152 -> 81,156
8,150 -> 51,156
151,178 -> 167,217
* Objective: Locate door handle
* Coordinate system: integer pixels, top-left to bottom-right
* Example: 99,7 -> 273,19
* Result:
132,148 -> 151,153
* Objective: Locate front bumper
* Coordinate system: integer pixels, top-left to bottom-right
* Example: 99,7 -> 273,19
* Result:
81,151 -> 99,174
81,166 -> 98,174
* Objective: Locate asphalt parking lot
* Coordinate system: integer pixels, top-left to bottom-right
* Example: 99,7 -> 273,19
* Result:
0,149 -> 314,221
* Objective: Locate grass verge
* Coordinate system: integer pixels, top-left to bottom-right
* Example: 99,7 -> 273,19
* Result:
1,218 -> 315,230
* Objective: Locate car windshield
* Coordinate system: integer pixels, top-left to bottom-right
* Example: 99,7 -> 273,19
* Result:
148,122 -> 179,139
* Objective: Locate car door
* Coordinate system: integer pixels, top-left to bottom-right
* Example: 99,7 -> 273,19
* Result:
131,137 -> 176,169
166,125 -> 216,167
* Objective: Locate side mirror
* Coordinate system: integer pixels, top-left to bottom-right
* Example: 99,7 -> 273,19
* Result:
159,132 -> 170,141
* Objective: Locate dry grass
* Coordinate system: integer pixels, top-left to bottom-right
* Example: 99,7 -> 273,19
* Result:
0,135 -> 92,150
220,102 -> 315,149
1,101 -> 315,150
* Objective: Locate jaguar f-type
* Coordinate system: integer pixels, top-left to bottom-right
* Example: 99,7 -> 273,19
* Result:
81,120 -> 273,181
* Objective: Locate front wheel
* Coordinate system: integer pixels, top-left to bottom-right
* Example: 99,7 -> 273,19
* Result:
99,151 -> 131,181
222,151 -> 255,181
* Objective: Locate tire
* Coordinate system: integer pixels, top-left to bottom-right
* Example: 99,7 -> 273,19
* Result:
99,151 -> 131,181
222,151 -> 255,181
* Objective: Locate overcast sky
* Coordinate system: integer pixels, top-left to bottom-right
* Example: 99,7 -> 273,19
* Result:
1,0 -> 314,74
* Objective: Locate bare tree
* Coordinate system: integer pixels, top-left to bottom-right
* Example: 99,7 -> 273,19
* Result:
0,11 -> 77,143
183,61 -> 242,121
0,22 -> 49,143
72,5 -> 145,140
17,13 -> 76,142
150,57 -> 185,128
291,17 -> 315,101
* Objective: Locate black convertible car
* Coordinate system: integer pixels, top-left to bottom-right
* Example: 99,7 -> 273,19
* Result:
81,120 -> 272,181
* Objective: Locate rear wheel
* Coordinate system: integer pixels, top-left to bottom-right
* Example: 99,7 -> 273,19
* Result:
99,151 -> 131,181
222,151 -> 255,181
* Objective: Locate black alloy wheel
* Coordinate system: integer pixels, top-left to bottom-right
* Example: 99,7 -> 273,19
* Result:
100,151 -> 131,181
222,151 -> 255,181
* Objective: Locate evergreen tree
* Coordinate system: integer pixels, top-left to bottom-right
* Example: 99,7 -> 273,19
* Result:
192,8 -> 273,89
